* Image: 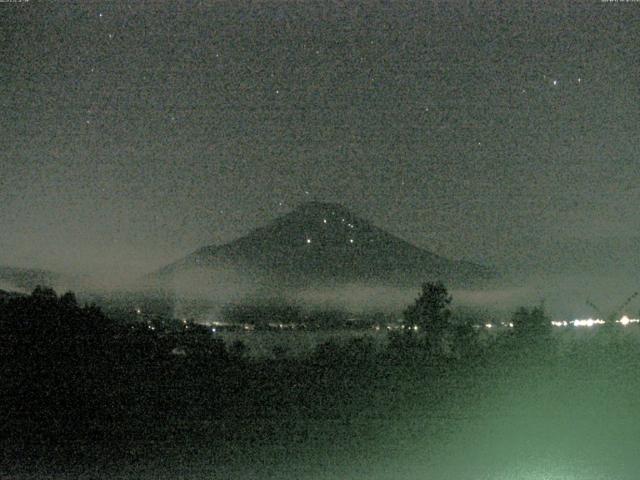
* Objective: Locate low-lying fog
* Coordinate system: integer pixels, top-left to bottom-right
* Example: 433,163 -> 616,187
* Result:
3,262 -> 639,321
156,266 -> 640,321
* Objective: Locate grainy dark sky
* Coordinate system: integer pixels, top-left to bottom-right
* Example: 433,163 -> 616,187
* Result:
1,1 -> 639,292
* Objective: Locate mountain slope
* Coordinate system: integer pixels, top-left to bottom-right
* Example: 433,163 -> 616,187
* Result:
151,202 -> 495,290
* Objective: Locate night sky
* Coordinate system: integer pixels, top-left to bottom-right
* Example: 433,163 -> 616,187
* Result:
2,1 -> 639,308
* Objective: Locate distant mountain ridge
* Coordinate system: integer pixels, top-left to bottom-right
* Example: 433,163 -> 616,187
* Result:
151,202 -> 495,289
0,266 -> 60,293
0,288 -> 26,300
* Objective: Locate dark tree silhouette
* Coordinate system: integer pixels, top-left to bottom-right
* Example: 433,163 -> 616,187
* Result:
452,323 -> 479,358
59,291 -> 78,309
511,305 -> 551,337
229,339 -> 248,359
403,281 -> 452,354
31,285 -> 58,302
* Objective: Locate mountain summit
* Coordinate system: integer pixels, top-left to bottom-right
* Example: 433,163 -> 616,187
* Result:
152,202 -> 494,290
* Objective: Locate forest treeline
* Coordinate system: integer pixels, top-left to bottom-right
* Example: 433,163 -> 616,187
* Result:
0,282 -> 552,365
0,282 -> 556,362
0,282 -> 581,470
